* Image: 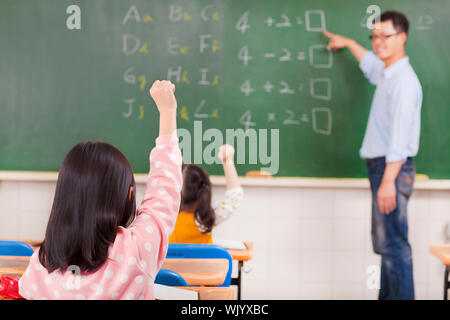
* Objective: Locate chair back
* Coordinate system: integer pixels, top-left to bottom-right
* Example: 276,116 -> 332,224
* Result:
0,241 -> 34,257
155,269 -> 188,287
166,243 -> 233,287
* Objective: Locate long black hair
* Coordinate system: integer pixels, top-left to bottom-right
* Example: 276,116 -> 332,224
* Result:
39,141 -> 136,273
181,164 -> 215,233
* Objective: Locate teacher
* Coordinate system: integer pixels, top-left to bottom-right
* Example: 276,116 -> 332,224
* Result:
324,11 -> 422,300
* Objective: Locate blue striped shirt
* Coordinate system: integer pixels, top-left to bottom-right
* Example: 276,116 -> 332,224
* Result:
359,51 -> 422,163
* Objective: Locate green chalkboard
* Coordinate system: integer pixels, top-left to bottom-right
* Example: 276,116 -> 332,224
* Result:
0,0 -> 449,178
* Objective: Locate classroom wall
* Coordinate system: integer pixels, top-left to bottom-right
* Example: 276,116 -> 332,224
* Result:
0,180 -> 448,300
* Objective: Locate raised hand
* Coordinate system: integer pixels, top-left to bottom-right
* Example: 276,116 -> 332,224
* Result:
149,80 -> 177,114
149,80 -> 177,135
218,144 -> 235,164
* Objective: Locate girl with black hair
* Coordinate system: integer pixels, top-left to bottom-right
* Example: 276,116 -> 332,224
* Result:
19,80 -> 182,300
169,144 -> 244,244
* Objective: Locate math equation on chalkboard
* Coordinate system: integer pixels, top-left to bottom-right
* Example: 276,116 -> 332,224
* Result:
119,4 -> 333,136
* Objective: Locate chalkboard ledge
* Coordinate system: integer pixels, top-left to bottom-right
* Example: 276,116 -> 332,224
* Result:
1,171 -> 449,191
208,175 -> 450,190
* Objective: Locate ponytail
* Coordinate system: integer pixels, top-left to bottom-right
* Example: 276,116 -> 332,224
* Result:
181,164 -> 216,233
194,183 -> 215,233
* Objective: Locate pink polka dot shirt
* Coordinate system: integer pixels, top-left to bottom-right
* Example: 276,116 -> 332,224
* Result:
19,133 -> 182,300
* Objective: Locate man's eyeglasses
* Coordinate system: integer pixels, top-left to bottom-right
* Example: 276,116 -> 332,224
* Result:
369,32 -> 401,41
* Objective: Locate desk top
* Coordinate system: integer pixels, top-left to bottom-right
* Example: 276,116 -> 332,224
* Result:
1,239 -> 254,287
1,256 -> 230,287
162,258 -> 229,286
227,241 -> 254,261
0,256 -> 30,276
176,286 -> 234,300
430,244 -> 450,265
0,256 -> 229,285
2,238 -> 255,261
0,256 -> 233,300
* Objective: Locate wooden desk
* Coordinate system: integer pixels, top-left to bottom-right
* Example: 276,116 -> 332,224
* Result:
0,256 -> 29,300
1,239 -> 237,300
162,242 -> 254,299
161,258 -> 229,286
176,286 -> 234,300
0,256 -> 233,300
0,238 -> 38,279
154,284 -> 234,300
227,241 -> 254,300
227,241 -> 254,262
430,244 -> 450,300
0,256 -> 30,277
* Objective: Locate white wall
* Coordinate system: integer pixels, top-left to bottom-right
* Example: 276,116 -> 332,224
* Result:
0,180 -> 449,300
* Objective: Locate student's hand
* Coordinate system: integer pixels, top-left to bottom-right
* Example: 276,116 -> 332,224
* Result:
377,181 -> 397,214
323,30 -> 351,50
219,144 -> 240,189
150,80 -> 177,135
218,144 -> 235,164
149,80 -> 177,114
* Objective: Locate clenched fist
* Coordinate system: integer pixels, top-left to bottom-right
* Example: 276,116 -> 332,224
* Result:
218,144 -> 235,164
149,80 -> 177,113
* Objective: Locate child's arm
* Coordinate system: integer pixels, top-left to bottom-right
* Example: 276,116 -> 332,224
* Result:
218,144 -> 240,190
129,80 -> 182,277
151,80 -> 177,135
213,145 -> 244,226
